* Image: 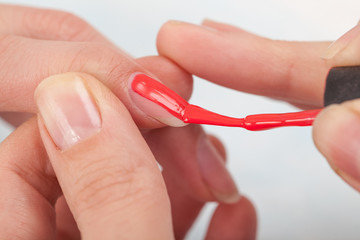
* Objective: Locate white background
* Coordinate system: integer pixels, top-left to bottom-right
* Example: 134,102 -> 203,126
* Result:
0,0 -> 360,239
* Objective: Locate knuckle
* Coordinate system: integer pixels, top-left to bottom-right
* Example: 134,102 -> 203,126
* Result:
53,11 -> 90,40
106,58 -> 135,91
71,155 -> 151,217
66,41 -> 138,90
28,9 -> 91,41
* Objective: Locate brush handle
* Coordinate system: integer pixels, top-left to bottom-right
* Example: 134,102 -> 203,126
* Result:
184,105 -> 321,131
243,109 -> 321,131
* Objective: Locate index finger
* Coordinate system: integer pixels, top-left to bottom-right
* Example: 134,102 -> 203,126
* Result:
157,20 -> 332,107
0,5 -> 193,129
0,4 -> 110,43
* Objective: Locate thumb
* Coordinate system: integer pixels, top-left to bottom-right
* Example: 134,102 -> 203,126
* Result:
35,72 -> 173,239
313,99 -> 360,191
314,21 -> 360,191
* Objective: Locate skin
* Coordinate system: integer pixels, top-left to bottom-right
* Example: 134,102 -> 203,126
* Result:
4,4 -> 359,239
0,5 -> 256,240
156,19 -> 360,194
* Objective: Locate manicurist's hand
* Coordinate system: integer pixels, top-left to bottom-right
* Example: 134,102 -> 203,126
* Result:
0,5 -> 256,240
157,19 -> 360,192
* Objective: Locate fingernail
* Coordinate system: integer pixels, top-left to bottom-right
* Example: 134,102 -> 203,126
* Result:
197,133 -> 240,203
322,24 -> 360,60
202,18 -> 217,25
200,18 -> 220,32
167,19 -> 218,32
167,20 -> 187,25
35,73 -> 101,150
128,73 -> 187,127
313,102 -> 360,184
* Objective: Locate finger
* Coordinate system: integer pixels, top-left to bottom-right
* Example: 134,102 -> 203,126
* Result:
138,55 -> 227,238
161,134 -> 228,239
55,196 -> 80,240
312,24 -> 360,191
35,73 -> 173,239
313,99 -> 360,191
0,117 -> 61,239
0,35 -> 192,128
201,19 -> 249,33
135,55 -> 193,102
208,134 -> 227,160
0,4 -> 114,127
144,125 -> 239,203
205,197 -> 257,240
163,170 -> 204,240
0,4 -> 110,43
322,23 -> 360,66
157,20 -> 332,106
0,5 -> 192,129
0,112 -> 33,127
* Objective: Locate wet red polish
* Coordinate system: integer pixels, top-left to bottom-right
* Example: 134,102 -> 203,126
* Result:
131,74 -> 321,131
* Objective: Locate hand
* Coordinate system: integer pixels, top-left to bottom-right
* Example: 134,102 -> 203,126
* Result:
156,19 -> 360,192
313,23 -> 360,191
0,73 -> 256,239
0,5 -> 256,239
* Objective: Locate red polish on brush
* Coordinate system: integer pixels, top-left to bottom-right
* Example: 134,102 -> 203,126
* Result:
131,74 -> 321,131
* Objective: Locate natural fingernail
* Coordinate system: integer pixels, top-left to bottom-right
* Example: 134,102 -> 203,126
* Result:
313,102 -> 360,184
322,24 -> 360,60
200,18 -> 220,32
167,20 -> 188,25
166,19 -> 218,32
197,133 -> 240,203
128,73 -> 187,127
35,73 -> 101,150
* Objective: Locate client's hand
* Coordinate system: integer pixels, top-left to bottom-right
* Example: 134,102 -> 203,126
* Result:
157,19 -> 360,192
0,5 -> 256,240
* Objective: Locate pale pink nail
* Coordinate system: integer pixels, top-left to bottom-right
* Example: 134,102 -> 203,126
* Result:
36,74 -> 101,150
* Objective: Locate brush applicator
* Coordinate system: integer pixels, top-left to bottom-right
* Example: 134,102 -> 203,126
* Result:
130,67 -> 360,131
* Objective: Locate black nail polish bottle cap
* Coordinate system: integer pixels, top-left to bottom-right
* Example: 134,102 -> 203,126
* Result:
324,66 -> 360,106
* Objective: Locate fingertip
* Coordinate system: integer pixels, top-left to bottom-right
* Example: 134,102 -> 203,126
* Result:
157,20 -> 216,58
135,55 -> 193,101
127,72 -> 188,127
312,104 -> 342,161
206,196 -> 257,240
313,100 -> 360,186
156,20 -> 177,56
201,19 -> 245,33
321,24 -> 360,65
201,18 -> 216,26
35,73 -> 102,150
236,196 -> 257,230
